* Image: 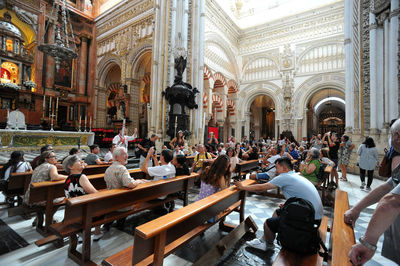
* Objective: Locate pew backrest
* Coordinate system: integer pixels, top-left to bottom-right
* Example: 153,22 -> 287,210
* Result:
330,189 -> 355,266
62,173 -> 198,226
131,179 -> 255,264
235,159 -> 259,173
8,170 -> 33,192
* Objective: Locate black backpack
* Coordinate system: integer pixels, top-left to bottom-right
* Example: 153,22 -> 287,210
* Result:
277,197 -> 328,258
317,163 -> 327,181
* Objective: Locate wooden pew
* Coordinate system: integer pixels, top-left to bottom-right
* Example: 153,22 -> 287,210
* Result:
2,171 -> 33,208
46,173 -> 199,265
58,163 -> 111,175
102,179 -> 258,266
329,189 -> 355,266
27,169 -> 146,235
235,159 -> 259,179
320,165 -> 333,206
272,216 -> 329,266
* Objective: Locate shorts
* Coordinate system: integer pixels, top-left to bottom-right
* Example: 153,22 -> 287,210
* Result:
266,215 -> 280,233
331,159 -> 338,170
256,172 -> 271,180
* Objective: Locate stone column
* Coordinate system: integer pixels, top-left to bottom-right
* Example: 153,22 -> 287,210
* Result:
45,22 -> 55,89
150,0 -> 169,139
244,112 -> 251,138
344,0 -> 353,131
190,0 -> 205,142
35,1 -> 46,93
384,18 -> 390,126
87,27 -> 97,122
78,36 -> 88,95
168,0 -> 177,86
369,12 -> 378,131
389,0 -> 399,120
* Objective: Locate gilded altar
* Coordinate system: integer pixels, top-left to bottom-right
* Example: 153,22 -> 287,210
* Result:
0,129 -> 94,151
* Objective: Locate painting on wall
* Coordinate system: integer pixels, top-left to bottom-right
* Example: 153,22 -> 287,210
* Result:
54,59 -> 74,88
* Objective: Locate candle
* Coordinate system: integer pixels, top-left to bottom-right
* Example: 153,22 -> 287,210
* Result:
89,116 -> 92,130
175,116 -> 177,125
85,115 -> 87,126
56,97 -> 59,111
79,115 -> 81,126
49,97 -> 52,116
43,95 -> 46,109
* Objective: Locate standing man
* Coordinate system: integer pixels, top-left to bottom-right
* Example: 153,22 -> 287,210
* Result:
235,157 -> 323,251
113,127 -> 138,149
137,134 -> 158,167
345,118 -> 400,265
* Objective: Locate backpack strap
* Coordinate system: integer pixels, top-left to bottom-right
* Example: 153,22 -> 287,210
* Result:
318,237 -> 330,262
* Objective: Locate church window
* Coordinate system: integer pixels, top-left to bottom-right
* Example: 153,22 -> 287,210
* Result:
6,39 -> 13,52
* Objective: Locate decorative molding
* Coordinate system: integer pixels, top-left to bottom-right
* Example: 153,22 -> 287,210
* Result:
370,0 -> 390,14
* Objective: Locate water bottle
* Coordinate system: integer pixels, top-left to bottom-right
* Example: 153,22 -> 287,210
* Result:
163,175 -> 167,179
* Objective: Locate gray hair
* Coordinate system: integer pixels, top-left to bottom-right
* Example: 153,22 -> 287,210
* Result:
391,118 -> 400,135
310,148 -> 320,160
113,147 -> 127,160
62,155 -> 80,175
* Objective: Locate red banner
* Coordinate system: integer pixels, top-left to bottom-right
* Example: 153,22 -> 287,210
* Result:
208,127 -> 218,139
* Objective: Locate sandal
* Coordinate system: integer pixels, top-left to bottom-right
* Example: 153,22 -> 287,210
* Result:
341,178 -> 348,182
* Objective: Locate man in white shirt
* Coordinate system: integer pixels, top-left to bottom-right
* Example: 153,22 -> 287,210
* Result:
141,147 -> 176,180
104,144 -> 116,162
250,147 -> 280,181
173,145 -> 184,157
112,127 -> 138,149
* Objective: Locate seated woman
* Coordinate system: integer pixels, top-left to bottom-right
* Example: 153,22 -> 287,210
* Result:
172,154 -> 190,176
24,151 -> 67,206
63,155 -> 103,241
299,148 -> 321,186
0,151 -> 32,193
196,155 -> 231,201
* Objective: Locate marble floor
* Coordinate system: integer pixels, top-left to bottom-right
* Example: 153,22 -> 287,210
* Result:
0,172 -> 397,266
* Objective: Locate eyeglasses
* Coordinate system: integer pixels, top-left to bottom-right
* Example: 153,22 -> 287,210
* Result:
48,156 -> 56,159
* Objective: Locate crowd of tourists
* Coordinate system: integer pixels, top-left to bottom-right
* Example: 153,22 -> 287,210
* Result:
0,119 -> 399,265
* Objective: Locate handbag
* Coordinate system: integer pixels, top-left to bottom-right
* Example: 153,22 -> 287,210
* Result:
378,149 -> 391,177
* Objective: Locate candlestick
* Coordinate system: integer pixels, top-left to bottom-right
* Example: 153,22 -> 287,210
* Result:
78,116 -> 81,132
89,116 -> 92,132
43,95 -> 46,108
50,113 -> 55,131
56,97 -> 59,110
84,115 -> 87,132
6,109 -> 10,129
49,97 -> 52,117
55,97 -> 59,123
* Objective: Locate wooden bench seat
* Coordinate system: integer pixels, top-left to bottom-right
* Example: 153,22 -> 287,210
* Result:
272,215 -> 329,266
235,160 -> 259,179
329,189 -> 355,265
27,168 -> 145,235
102,179 -> 258,266
44,173 -> 198,265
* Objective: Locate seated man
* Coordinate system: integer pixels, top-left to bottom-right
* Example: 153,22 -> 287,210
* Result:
235,157 -> 323,251
104,146 -> 147,228
84,144 -> 108,165
104,144 -> 116,162
141,147 -> 176,180
250,147 -> 280,181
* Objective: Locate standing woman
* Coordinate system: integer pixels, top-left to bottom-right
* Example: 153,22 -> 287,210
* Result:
169,130 -> 185,149
24,151 -> 67,206
63,155 -> 103,241
357,137 -> 379,191
338,134 -> 354,181
196,155 -> 231,201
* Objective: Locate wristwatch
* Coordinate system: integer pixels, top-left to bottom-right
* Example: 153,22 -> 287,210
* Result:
359,237 -> 377,252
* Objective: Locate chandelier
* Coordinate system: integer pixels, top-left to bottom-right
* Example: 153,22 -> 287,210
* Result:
38,0 -> 77,71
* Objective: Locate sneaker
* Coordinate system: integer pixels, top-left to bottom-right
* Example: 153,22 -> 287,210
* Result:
246,238 -> 275,251
93,232 -> 104,242
365,186 -> 371,192
360,182 -> 366,189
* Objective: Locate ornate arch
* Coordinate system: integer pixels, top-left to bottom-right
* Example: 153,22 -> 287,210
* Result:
203,64 -> 214,89
128,42 -> 153,77
227,79 -> 238,94
292,73 -> 345,116
204,31 -> 240,79
239,82 -> 282,118
296,41 -> 344,70
242,56 -> 280,75
96,53 -> 122,88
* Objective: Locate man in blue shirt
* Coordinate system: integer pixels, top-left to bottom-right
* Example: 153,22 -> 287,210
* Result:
235,157 -> 323,251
